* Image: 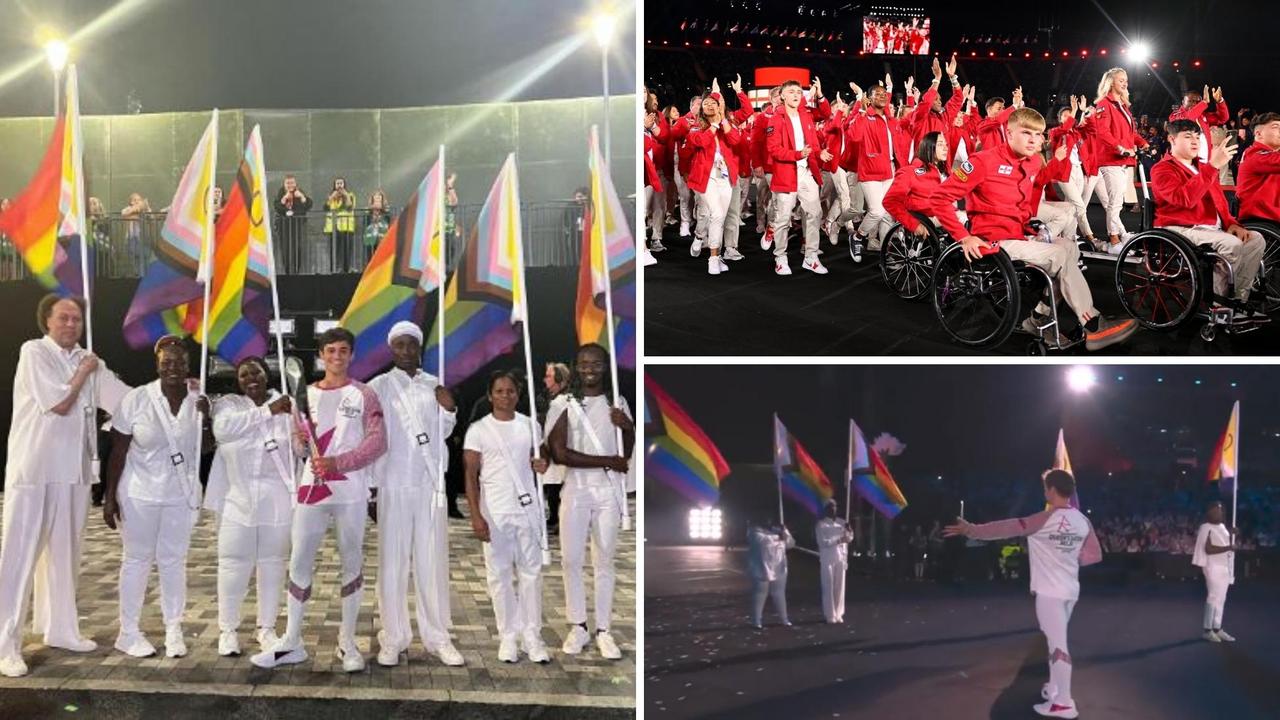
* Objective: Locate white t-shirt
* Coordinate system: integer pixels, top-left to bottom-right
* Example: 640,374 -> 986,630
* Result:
544,394 -> 632,488
1026,507 -> 1095,601
114,380 -> 201,505
789,112 -> 808,172
463,412 -> 541,520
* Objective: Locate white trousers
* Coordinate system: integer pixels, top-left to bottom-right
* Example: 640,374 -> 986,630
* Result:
771,171 -> 822,259
856,178 -> 894,249
377,485 -> 452,649
1035,594 -> 1077,706
560,481 -> 620,631
1164,226 -> 1265,301
721,177 -> 749,251
1059,165 -> 1094,238
999,238 -> 1099,324
695,176 -> 734,252
217,519 -> 289,633
118,494 -> 198,635
647,184 -> 667,240
754,174 -> 773,233
1203,566 -> 1230,629
674,169 -> 693,226
818,553 -> 847,623
283,501 -> 365,648
1098,166 -> 1130,236
0,484 -> 90,659
482,512 -> 544,642
751,571 -> 789,624
1036,201 -> 1077,242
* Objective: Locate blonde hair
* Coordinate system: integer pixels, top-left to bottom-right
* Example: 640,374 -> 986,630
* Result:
1096,67 -> 1129,105
1008,108 -> 1046,132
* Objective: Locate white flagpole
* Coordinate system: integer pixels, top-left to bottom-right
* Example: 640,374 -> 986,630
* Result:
845,419 -> 853,524
591,125 -> 630,532
194,109 -> 219,501
774,413 -> 785,527
258,127 -> 294,480
434,144 -> 448,511
65,66 -> 99,474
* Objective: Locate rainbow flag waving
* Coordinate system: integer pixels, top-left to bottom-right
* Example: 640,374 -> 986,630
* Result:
0,65 -> 90,297
774,414 -> 834,516
1049,428 -> 1080,510
123,110 -> 219,350
848,419 -> 908,519
645,376 -> 730,505
340,150 -> 445,380
576,125 -> 636,369
1207,401 -> 1239,496
424,154 -> 523,386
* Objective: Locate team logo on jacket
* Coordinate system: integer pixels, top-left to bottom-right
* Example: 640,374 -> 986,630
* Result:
766,125 -> 774,134
997,164 -> 1014,175
915,167 -> 927,175
953,159 -> 973,180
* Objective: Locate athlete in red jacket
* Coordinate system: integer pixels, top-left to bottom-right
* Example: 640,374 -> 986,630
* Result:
751,86 -> 784,235
1089,68 -> 1148,248
766,78 -> 833,276
928,108 -> 1138,350
976,87 -> 1022,152
683,94 -> 745,275
1169,85 -> 1229,164
883,131 -> 955,234
1151,119 -> 1264,314
846,74 -> 910,262
1046,96 -> 1098,248
644,105 -> 669,252
903,55 -> 966,148
667,95 -> 704,238
1235,112 -> 1280,223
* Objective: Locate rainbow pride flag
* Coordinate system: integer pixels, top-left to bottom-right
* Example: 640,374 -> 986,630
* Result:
340,150 -> 445,380
423,154 -> 523,386
0,65 -> 90,297
848,419 -> 908,519
645,376 -> 730,505
123,110 -> 219,350
774,414 -> 834,516
576,125 -> 636,369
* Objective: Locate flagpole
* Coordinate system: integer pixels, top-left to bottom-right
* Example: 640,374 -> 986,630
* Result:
67,65 -> 99,474
194,109 -> 219,499
435,144 -> 448,512
259,126 -> 295,481
774,413 -> 785,527
844,419 -> 853,525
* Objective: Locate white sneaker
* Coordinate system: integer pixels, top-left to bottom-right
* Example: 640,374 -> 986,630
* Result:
723,247 -> 745,261
690,237 -> 703,256
522,634 -> 550,664
642,249 -> 658,267
427,642 -> 465,667
774,259 -> 792,276
1204,630 -> 1222,643
707,257 -> 721,275
824,221 -> 838,243
1106,240 -> 1125,255
1033,700 -> 1079,718
218,630 -> 241,657
498,637 -> 519,663
250,638 -> 308,668
1215,629 -> 1236,642
679,222 -> 691,237
562,625 -> 591,655
802,257 -> 829,274
336,643 -> 365,673
717,256 -> 730,272
0,655 -> 28,678
255,628 -> 279,650
760,228 -> 774,250
376,631 -> 405,667
164,625 -> 187,658
48,636 -> 96,653
595,631 -> 623,660
114,633 -> 157,658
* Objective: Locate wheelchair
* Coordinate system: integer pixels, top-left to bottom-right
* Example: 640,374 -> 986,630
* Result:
879,211 -> 949,301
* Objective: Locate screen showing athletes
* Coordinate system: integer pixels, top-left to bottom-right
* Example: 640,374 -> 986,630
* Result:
862,16 -> 931,55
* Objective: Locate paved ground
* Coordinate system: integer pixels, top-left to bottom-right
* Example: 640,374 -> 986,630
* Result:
645,545 -> 1280,720
0,495 -> 635,718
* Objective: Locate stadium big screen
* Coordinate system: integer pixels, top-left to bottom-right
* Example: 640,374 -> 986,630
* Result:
862,15 -> 931,55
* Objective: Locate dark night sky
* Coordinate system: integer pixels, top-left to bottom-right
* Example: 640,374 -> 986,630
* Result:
0,0 -> 636,116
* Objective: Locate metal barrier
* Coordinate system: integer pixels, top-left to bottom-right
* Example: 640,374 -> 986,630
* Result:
0,199 -> 635,281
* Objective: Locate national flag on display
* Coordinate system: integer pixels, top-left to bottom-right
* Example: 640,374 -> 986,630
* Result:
0,65 -> 91,297
1207,401 -> 1239,496
339,152 -> 445,380
644,376 -> 730,505
423,153 -> 522,386
576,125 -> 636,369
123,110 -> 219,350
180,126 -> 273,363
773,414 -> 834,516
1048,428 -> 1081,510
848,419 -> 908,519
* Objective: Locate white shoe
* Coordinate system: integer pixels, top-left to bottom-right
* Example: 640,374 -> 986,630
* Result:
595,631 -> 623,660
114,633 -> 157,658
774,259 -> 792,276
1204,630 -> 1222,643
522,634 -> 551,664
723,247 -> 745,261
427,642 -> 465,667
376,632 -> 405,667
1033,700 -> 1079,718
218,630 -> 241,657
648,239 -> 667,252
707,257 -> 721,275
1107,240 -> 1125,255
760,229 -> 774,250
48,636 -> 96,653
802,257 -> 829,274
250,638 -> 308,668
718,256 -> 729,272
164,625 -> 187,658
679,222 -> 691,237
690,237 -> 703,256
562,625 -> 591,655
643,249 -> 658,267
255,628 -> 279,650
498,637 -> 519,663
0,655 -> 28,678
824,221 -> 838,243
336,643 -> 365,673
1215,629 -> 1236,642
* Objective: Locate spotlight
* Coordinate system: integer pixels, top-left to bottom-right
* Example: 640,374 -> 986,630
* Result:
1129,42 -> 1150,63
688,507 -> 723,541
1067,366 -> 1096,393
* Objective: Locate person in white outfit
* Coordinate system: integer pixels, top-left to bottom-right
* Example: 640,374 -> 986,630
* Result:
815,500 -> 854,624
367,321 -> 464,668
945,469 -> 1103,720
251,327 -> 387,673
747,518 -> 794,628
1192,501 -> 1236,643
545,343 -> 634,661
464,370 -> 552,663
0,295 -> 130,678
103,335 -> 206,660
205,356 -> 295,657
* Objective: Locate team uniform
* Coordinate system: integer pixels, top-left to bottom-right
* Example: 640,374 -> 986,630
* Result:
1236,143 -> 1280,222
1191,521 -> 1235,641
747,525 -> 794,627
814,517 -> 853,624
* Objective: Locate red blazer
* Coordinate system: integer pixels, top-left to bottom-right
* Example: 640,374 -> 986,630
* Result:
669,113 -> 698,178
1169,100 -> 1229,146
975,105 -> 1016,152
820,111 -> 849,173
945,109 -> 978,160
1237,143 -> 1280,222
846,108 -> 908,181
1151,154 -> 1238,229
643,134 -> 663,192
929,144 -> 1071,242
905,83 -> 965,148
683,123 -> 743,194
648,115 -> 673,179
1089,96 -> 1147,168
766,107 -> 824,192
883,159 -> 947,231
751,106 -> 778,174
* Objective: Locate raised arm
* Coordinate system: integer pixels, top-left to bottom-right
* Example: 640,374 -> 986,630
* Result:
947,509 -> 1053,541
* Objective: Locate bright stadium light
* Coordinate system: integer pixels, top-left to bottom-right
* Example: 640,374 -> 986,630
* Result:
1067,366 -> 1097,393
44,39 -> 68,73
688,507 -> 723,541
1129,42 -> 1150,64
591,11 -> 617,49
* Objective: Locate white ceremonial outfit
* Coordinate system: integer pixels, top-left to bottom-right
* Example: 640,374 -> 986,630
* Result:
0,337 -> 129,671
546,394 -> 632,634
747,526 -> 794,625
815,517 -> 854,623
1192,522 -> 1234,631
205,392 -> 295,641
465,413 -> 546,647
367,367 -> 457,656
113,381 -> 202,645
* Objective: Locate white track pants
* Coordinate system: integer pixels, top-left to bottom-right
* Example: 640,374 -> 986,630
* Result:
695,176 -> 734,252
117,494 -> 198,635
856,179 -> 894,249
560,481 -> 621,631
482,512 -> 544,642
1035,594 -> 1077,707
283,501 -> 365,649
1203,566 -> 1230,629
217,520 -> 289,633
818,553 -> 847,623
1059,165 -> 1094,238
1098,166 -> 1130,236
674,170 -> 693,226
755,174 -> 773,233
377,486 -> 452,650
721,177 -> 749,251
771,171 -> 822,259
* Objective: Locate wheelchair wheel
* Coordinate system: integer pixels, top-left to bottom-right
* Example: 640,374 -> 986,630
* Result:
1243,220 -> 1280,313
931,242 -> 1020,348
1114,230 -> 1202,330
879,218 -> 940,301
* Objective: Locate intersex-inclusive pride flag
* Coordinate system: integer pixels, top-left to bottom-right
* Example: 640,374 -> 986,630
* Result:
773,414 -> 834,516
576,125 -> 636,369
644,376 -> 730,505
1207,401 -> 1240,497
340,150 -> 445,380
123,110 -> 219,349
424,153 -> 523,386
848,419 -> 908,519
